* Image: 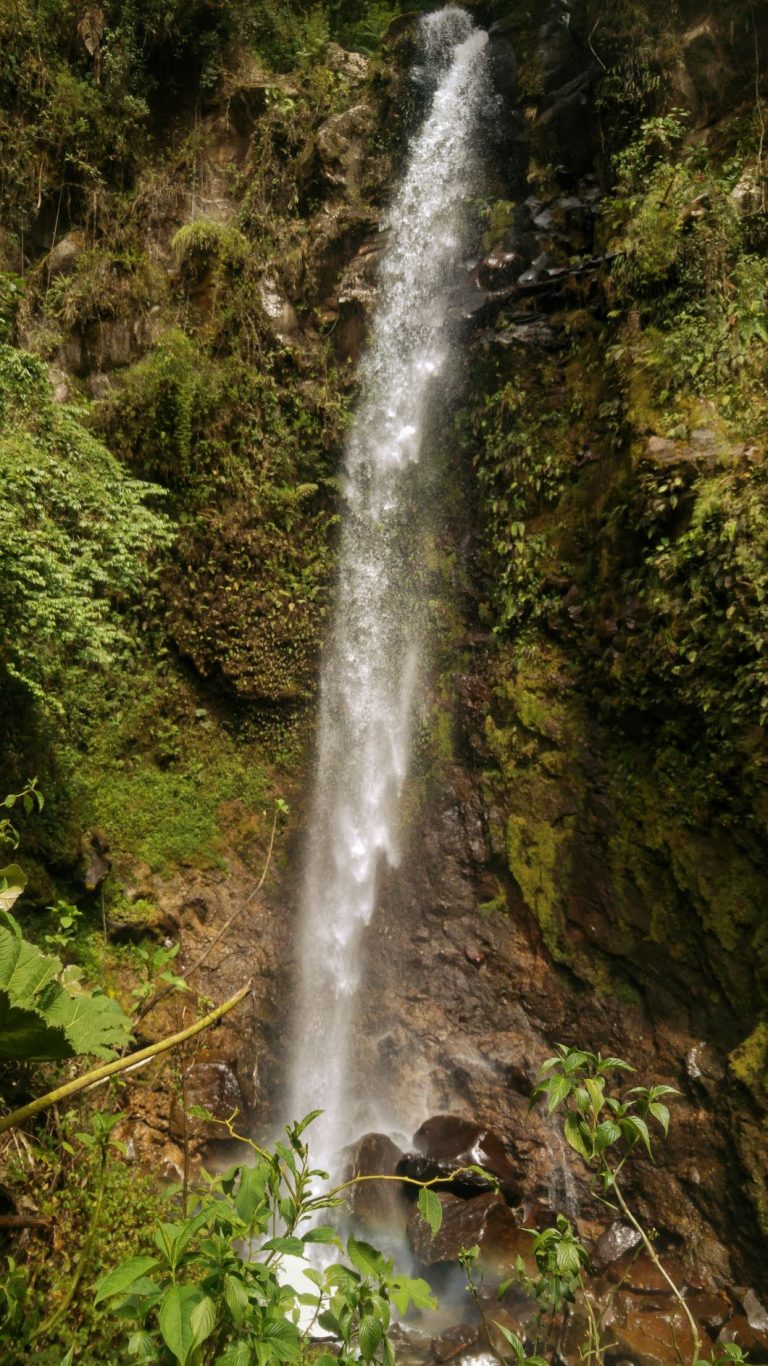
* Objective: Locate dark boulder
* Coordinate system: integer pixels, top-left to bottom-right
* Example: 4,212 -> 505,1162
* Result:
408,1114 -> 524,1203
407,1190 -> 524,1273
343,1132 -> 409,1239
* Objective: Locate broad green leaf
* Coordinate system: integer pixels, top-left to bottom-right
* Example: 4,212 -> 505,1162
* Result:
598,1056 -> 635,1073
158,1285 -> 203,1364
595,1120 -> 622,1151
215,1338 -> 251,1360
294,1109 -> 323,1136
0,918 -> 132,1060
216,1344 -> 253,1366
235,1164 -> 269,1222
546,1073 -> 573,1113
302,1225 -> 341,1246
584,1076 -> 605,1117
626,1114 -> 653,1157
648,1102 -> 670,1135
262,1235 -> 304,1256
127,1330 -> 158,1360
563,1112 -> 592,1161
262,1315 -> 301,1360
94,1257 -> 160,1305
418,1186 -> 443,1236
555,1240 -> 581,1276
359,1313 -> 384,1361
190,1295 -> 216,1350
224,1274 -> 249,1325
347,1237 -> 386,1279
389,1275 -> 436,1314
493,1322 -> 525,1362
562,1050 -> 589,1074
0,865 -> 26,914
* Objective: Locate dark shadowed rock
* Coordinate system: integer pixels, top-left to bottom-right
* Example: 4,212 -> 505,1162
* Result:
80,829 -> 111,891
344,1132 -> 408,1238
45,231 -> 84,278
169,1051 -> 246,1141
409,1114 -> 523,1202
431,1323 -> 480,1362
608,1300 -> 696,1366
719,1315 -> 768,1362
407,1190 -> 523,1272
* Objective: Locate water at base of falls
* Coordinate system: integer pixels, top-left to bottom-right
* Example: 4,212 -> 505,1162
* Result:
286,7 -> 493,1183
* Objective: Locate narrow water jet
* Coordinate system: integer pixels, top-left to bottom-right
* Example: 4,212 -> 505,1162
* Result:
287,6 -> 492,1178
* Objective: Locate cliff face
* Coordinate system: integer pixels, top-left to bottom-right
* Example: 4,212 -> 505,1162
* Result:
2,0 -> 768,1305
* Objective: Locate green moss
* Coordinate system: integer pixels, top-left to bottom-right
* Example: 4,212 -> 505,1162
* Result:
506,811 -> 572,961
730,1022 -> 768,1101
82,735 -> 268,876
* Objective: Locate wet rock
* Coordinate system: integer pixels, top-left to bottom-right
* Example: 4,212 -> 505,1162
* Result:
487,35 -> 517,103
326,43 -> 369,85
47,364 -> 70,404
344,1132 -> 408,1238
431,1323 -> 480,1362
685,1041 -> 726,1094
681,18 -> 733,125
407,1190 -> 522,1273
534,72 -> 595,181
45,231 -> 84,278
517,252 -> 559,286
169,1052 -> 245,1141
409,1115 -> 523,1201
592,1221 -> 642,1271
731,171 -> 763,216
719,1315 -> 768,1361
610,1301 -> 696,1366
80,829 -> 111,891
86,370 -> 112,399
314,103 -> 374,194
741,1288 -> 768,1334
686,1290 -> 734,1333
257,276 -> 300,344
476,251 -> 526,290
536,0 -> 586,94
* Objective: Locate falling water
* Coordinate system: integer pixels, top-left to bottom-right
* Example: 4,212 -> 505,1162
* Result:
287,7 -> 492,1178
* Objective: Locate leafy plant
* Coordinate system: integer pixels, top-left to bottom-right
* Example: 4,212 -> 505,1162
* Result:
95,1111 -> 437,1365
531,1045 -> 703,1364
0,909 -> 133,1061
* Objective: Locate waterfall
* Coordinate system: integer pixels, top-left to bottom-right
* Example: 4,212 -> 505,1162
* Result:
287,6 -> 492,1179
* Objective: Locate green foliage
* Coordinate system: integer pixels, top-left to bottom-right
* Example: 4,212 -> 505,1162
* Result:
597,453 -> 768,739
0,787 -> 131,1062
0,344 -> 172,706
460,352 -> 573,633
531,1044 -> 678,1177
95,1113 -> 436,1365
506,1214 -> 590,1322
76,685 -> 270,873
171,221 -> 249,279
0,1105 -> 166,1361
0,910 -> 132,1061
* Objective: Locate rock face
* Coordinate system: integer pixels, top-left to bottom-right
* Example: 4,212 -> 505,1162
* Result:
403,1115 -> 524,1202
344,1132 -> 409,1238
407,1190 -> 521,1272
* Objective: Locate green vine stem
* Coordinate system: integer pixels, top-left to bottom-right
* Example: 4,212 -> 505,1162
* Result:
0,982 -> 251,1137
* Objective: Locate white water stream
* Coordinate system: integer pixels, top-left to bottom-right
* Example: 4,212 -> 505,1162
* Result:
287,7 -> 492,1180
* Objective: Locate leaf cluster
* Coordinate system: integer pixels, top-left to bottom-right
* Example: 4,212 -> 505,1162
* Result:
95,1112 -> 436,1365
531,1045 -> 678,1183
